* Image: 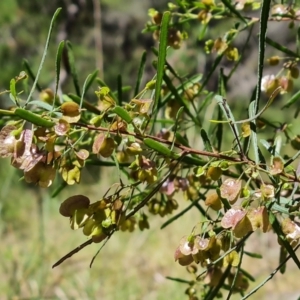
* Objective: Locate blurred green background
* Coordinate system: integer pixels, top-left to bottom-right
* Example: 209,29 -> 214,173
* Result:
0,0 -> 299,299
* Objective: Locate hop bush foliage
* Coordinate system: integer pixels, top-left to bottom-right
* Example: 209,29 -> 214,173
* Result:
1,1 -> 300,299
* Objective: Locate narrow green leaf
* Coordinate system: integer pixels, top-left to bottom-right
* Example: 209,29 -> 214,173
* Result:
227,246 -> 244,300
200,129 -> 213,152
29,100 -> 60,112
260,139 -> 271,152
160,73 -> 203,108
282,89 -> 300,109
154,11 -> 171,112
84,69 -> 99,95
284,150 -> 300,168
161,200 -> 199,229
218,68 -> 226,97
215,72 -> 226,151
112,106 -> 132,124
198,23 -> 208,40
181,155 -> 206,166
249,101 -> 260,163
54,40 -> 65,102
197,91 -> 213,114
175,133 -> 190,147
258,147 -> 267,168
14,108 -> 55,128
297,27 -> 300,55
80,73 -> 94,110
165,277 -> 192,284
134,51 -> 147,96
51,181 -> 67,198
205,265 -> 231,300
144,138 -> 179,158
271,203 -> 289,214
117,74 -> 122,105
266,37 -> 298,57
252,0 -> 271,114
22,59 -> 42,92
240,268 -> 256,282
221,0 -> 247,24
10,79 -> 17,102
248,0 -> 272,164
244,251 -> 262,259
66,41 -> 81,96
170,106 -> 184,151
200,53 -> 224,93
216,106 -> 223,152
279,246 -> 287,274
25,8 -> 62,105
163,74 -> 200,126
214,95 -> 240,146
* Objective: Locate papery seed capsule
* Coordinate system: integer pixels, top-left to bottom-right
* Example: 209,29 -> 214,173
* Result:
99,137 -> 116,157
267,56 -> 280,66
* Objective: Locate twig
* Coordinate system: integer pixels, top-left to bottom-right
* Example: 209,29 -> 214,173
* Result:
74,122 -> 250,164
92,0 -> 103,78
52,238 -> 93,268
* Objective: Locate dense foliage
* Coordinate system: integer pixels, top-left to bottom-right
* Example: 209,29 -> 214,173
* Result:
1,1 -> 300,299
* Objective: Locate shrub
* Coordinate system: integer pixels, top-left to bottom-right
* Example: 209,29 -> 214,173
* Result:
1,1 -> 300,299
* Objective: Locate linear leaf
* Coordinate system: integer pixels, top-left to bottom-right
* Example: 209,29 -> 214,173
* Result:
79,73 -> 94,111
252,0 -> 271,114
153,11 -> 171,112
201,129 -> 213,152
160,73 -> 203,108
163,74 -> 200,126
134,51 -> 147,96
22,59 -> 42,92
165,277 -> 192,284
84,69 -> 99,95
244,251 -> 262,259
221,0 -> 247,24
200,53 -> 224,92
29,100 -> 59,112
10,79 -> 17,102
66,41 -> 81,96
25,8 -> 62,105
144,138 -> 179,158
161,200 -> 200,229
281,89 -> 300,109
266,37 -> 298,57
117,74 -> 122,105
112,106 -> 132,124
54,40 -> 65,102
14,108 -> 55,128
